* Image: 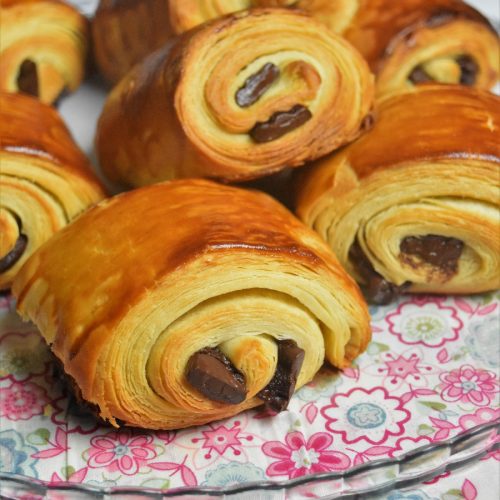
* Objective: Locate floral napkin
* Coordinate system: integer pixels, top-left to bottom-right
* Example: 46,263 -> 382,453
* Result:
0,292 -> 498,495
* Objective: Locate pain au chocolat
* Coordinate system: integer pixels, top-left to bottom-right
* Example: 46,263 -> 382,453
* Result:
0,92 -> 106,290
296,85 -> 500,304
0,0 -> 88,104
95,9 -> 374,187
91,0 -> 498,94
336,0 -> 499,96
13,180 -> 370,430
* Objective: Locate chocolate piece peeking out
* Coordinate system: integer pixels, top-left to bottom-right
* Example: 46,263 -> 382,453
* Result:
400,235 -> 464,275
456,55 -> 478,85
0,231 -> 28,274
408,65 -> 433,84
17,59 -> 39,98
409,55 -> 478,86
186,347 -> 247,404
257,339 -> 305,412
349,240 -> 410,305
250,104 -> 312,143
236,63 -> 280,108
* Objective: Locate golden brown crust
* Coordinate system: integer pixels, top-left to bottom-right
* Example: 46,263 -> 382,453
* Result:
91,0 -> 498,93
0,0 -> 88,104
341,0 -> 499,95
13,179 -> 370,429
92,0 -> 174,84
343,0 -> 495,68
297,85 -> 500,298
95,8 -> 374,186
92,0 -> 255,84
336,85 -> 500,179
0,93 -> 98,185
0,92 -> 106,289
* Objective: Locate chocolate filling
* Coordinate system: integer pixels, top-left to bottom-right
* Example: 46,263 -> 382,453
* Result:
186,347 -> 247,404
456,55 -> 478,85
400,235 -> 464,275
250,104 -> 312,143
349,240 -> 411,305
408,66 -> 433,84
236,63 -> 280,108
17,59 -> 39,97
0,216 -> 28,274
257,339 -> 305,412
409,55 -> 478,86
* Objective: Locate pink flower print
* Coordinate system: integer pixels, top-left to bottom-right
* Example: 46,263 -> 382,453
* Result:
389,436 -> 432,458
364,347 -> 441,391
186,422 -> 244,461
50,394 -> 100,435
458,408 -> 500,432
202,424 -> 243,458
321,387 -> 411,445
439,365 -> 498,407
386,300 -> 462,347
50,467 -> 88,484
174,415 -> 267,470
86,429 -> 158,475
0,381 -> 48,420
262,432 -> 350,479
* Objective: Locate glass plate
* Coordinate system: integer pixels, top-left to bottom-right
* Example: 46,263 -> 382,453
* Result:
0,420 -> 498,499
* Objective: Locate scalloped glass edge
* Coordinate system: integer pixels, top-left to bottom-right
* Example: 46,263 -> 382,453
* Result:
0,419 -> 498,499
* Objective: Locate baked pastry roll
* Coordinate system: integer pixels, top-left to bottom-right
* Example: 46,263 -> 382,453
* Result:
335,0 -> 499,96
0,92 -> 106,290
296,85 -> 500,304
13,179 -> 370,430
0,0 -> 88,104
95,8 -> 374,186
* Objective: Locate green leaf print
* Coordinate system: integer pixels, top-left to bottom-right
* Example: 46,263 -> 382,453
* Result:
27,428 -> 50,445
420,401 -> 447,411
417,424 -> 434,436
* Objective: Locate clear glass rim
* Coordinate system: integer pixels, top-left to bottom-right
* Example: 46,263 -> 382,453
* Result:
1,418 -> 498,498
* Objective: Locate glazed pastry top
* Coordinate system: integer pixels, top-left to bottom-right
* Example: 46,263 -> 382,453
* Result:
341,85 -> 500,180
0,92 -> 102,188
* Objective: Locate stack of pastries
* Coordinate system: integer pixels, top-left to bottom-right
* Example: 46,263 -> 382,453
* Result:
2,0 -> 499,430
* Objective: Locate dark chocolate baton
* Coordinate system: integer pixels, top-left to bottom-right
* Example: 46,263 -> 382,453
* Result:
186,347 -> 247,404
257,339 -> 305,412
